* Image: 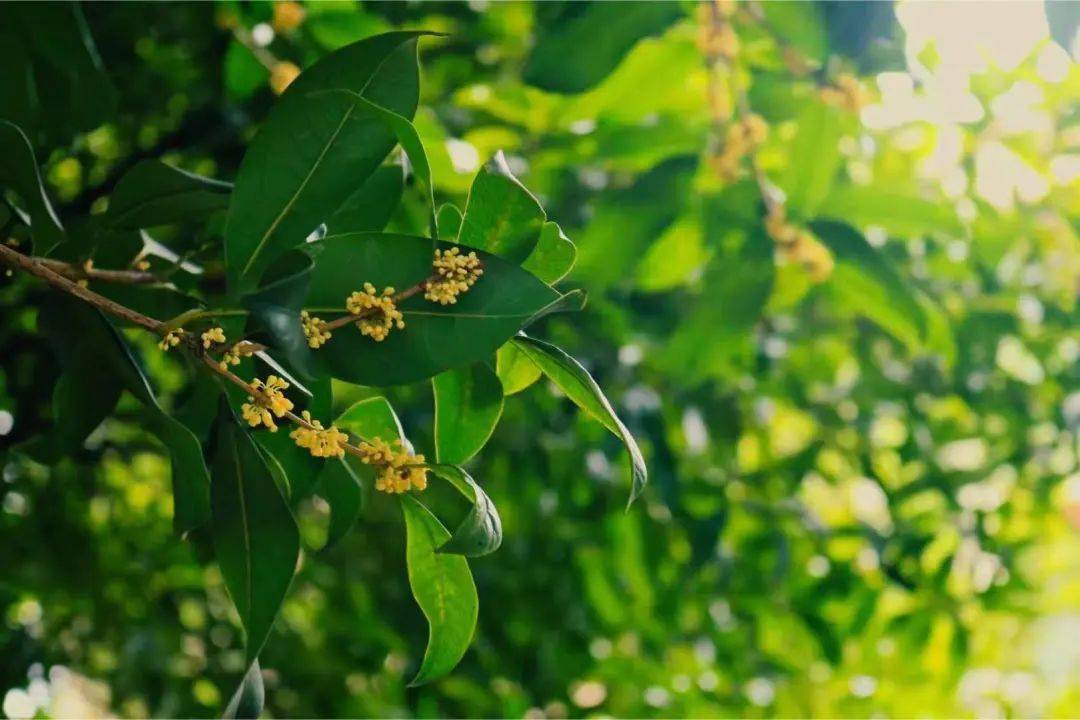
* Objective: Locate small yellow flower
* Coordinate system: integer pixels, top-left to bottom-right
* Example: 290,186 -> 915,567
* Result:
158,329 -> 185,351
135,260 -> 151,271
270,61 -> 301,95
83,259 -> 94,273
820,73 -> 870,114
346,283 -> 405,341
424,246 -> 484,305
358,437 -> 428,494
290,411 -> 349,458
201,327 -> 226,349
241,375 -> 294,431
218,342 -> 253,371
300,311 -> 332,348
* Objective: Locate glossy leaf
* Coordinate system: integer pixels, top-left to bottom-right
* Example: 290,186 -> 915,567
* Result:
456,153 -> 545,263
107,160 -> 231,230
495,341 -> 542,396
436,203 -> 463,239
401,494 -> 478,686
433,363 -> 504,465
0,120 -> 65,254
223,660 -> 264,720
326,88 -> 437,238
327,165 -> 403,234
522,221 -> 576,284
225,32 -> 424,290
242,250 -> 318,381
305,232 -> 563,386
212,414 -> 300,662
334,396 -> 406,443
429,464 -> 503,557
511,335 -> 647,506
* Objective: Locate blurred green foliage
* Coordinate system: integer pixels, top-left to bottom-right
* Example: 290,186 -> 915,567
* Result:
2,1 -> 1079,718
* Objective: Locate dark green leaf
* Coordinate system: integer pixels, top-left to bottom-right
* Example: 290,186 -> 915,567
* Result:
401,494 -> 478,686
457,153 -> 545,263
225,32 -> 424,291
107,160 -> 231,231
243,250 -> 318,381
212,413 -> 300,661
325,89 -> 437,238
522,221 -> 576,284
429,464 -> 502,557
305,233 -> 563,386
326,165 -> 403,234
223,660 -> 264,720
433,363 -> 504,465
0,120 -> 65,254
523,2 -> 682,93
318,458 -> 363,549
511,335 -> 647,506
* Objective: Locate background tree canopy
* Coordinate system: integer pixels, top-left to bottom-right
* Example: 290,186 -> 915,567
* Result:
1,1 -> 1079,718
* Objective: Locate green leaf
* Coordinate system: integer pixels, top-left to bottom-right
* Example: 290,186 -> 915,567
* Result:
778,101 -> 851,218
510,335 -> 647,506
37,295 -> 211,533
326,165 -> 403,234
223,660 -> 264,720
0,120 -> 65,254
335,396 -> 406,442
817,185 -> 963,237
324,89 -> 437,238
212,413 -> 300,662
429,464 -> 503,557
523,1 -> 682,93
318,458 -> 363,549
495,341 -> 542,396
242,250 -> 318,381
305,232 -> 563,386
762,2 -> 828,62
319,396 -> 407,546
436,203 -> 463,239
433,363 -> 504,465
225,32 -> 424,291
401,494 -> 478,686
0,4 -> 116,146
813,220 -> 927,349
107,160 -> 231,230
574,157 -> 695,289
522,221 -> 576,284
456,153 -> 545,263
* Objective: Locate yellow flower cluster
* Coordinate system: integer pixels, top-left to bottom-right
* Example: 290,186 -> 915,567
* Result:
240,375 -> 294,432
820,73 -> 871,114
358,437 -> 428,494
696,1 -> 739,61
300,311 -> 332,348
766,207 -> 835,283
711,114 -> 768,182
158,329 -> 185,351
346,283 -> 404,341
201,327 -> 226,349
290,411 -> 349,458
424,246 -> 484,305
218,342 -> 254,371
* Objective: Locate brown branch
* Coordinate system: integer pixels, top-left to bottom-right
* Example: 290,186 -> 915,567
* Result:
0,243 -> 164,333
36,257 -> 160,285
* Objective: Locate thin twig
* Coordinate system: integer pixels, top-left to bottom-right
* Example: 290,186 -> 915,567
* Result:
35,257 -> 160,285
